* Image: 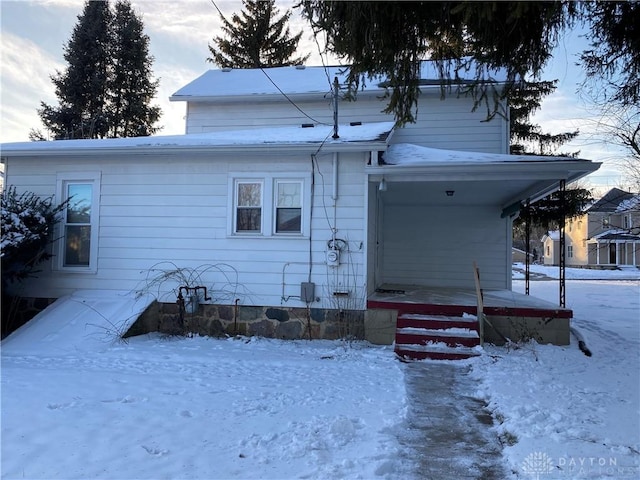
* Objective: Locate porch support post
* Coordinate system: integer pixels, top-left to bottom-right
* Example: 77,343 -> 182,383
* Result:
525,200 -> 531,295
559,179 -> 566,308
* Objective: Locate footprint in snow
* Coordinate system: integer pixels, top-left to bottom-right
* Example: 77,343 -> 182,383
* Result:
142,445 -> 169,456
47,402 -> 77,410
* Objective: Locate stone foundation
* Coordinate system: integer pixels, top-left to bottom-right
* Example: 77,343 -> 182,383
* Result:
124,301 -> 365,341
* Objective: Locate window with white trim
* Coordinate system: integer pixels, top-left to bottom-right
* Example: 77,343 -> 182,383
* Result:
274,180 -> 302,234
567,245 -> 574,258
229,174 -> 309,237
56,173 -> 100,271
234,180 -> 263,233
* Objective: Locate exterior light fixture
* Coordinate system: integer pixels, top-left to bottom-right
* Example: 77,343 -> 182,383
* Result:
446,190 -> 455,197
379,178 -> 387,192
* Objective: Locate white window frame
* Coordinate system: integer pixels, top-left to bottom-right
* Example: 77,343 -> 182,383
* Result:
273,179 -> 303,235
232,179 -> 264,235
55,172 -> 101,273
228,173 -> 310,238
567,245 -> 574,258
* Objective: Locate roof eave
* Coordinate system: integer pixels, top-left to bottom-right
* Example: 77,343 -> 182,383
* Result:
1,140 -> 390,158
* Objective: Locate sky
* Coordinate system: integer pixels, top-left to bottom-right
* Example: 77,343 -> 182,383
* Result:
0,0 -> 631,194
1,268 -> 639,478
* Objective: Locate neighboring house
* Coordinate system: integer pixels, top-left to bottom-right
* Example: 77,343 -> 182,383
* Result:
541,230 -> 561,266
543,188 -> 640,267
0,63 -> 601,348
512,247 -> 534,264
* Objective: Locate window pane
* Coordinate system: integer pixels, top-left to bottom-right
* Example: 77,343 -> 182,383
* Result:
277,182 -> 301,208
64,225 -> 91,266
67,184 -> 92,223
276,208 -> 301,232
238,183 -> 261,207
236,208 -> 261,232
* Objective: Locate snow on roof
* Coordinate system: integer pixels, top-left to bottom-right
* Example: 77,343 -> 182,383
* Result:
588,187 -> 635,213
616,194 -> 640,213
170,60 -> 507,100
591,229 -> 640,241
0,122 -> 395,155
383,143 -> 593,166
544,230 -> 560,241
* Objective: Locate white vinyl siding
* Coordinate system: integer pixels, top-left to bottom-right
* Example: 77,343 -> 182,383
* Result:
380,204 -> 508,289
185,91 -> 508,154
4,153 -> 367,309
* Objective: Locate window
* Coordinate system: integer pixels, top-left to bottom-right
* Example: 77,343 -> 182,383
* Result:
235,181 -> 262,233
275,180 -> 302,233
56,173 -> 100,271
624,215 -> 629,229
567,245 -> 573,258
229,174 -> 309,237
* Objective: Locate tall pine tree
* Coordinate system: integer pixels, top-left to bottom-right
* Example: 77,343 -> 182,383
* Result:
109,0 -> 161,137
38,1 -> 111,139
509,81 -> 591,252
509,80 -> 579,157
35,0 -> 161,140
207,0 -> 309,68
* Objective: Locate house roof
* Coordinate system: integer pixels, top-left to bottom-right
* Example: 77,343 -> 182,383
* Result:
0,122 -> 395,157
587,188 -> 636,213
170,61 -> 507,102
590,229 -> 640,242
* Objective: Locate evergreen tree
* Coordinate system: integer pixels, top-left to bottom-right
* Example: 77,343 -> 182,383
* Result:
580,1 -> 639,108
36,0 -> 161,140
109,0 -> 161,137
509,80 -> 578,157
207,0 -> 309,68
301,1 -> 639,127
509,80 -> 591,251
39,0 -> 112,139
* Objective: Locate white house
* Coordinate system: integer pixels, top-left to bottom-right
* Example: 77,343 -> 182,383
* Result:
1,64 -> 601,356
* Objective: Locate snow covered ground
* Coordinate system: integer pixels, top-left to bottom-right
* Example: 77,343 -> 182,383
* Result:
475,265 -> 640,479
1,265 -> 639,479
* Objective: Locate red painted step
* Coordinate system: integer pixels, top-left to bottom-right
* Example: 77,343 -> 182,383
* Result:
394,313 -> 482,361
396,330 -> 479,348
395,344 -> 481,361
397,314 -> 479,332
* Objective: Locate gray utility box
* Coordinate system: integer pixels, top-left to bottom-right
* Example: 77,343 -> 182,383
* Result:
300,282 -> 316,303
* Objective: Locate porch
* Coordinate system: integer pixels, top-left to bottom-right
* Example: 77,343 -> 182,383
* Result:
364,284 -> 572,355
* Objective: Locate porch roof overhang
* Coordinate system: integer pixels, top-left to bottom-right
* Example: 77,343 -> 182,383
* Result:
588,229 -> 640,243
366,144 -> 601,216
